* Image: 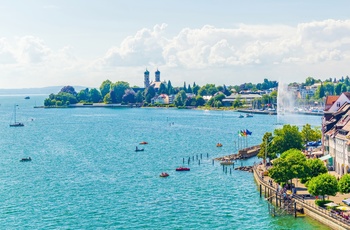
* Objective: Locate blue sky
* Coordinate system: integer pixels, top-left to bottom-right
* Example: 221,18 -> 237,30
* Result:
1,0 -> 350,89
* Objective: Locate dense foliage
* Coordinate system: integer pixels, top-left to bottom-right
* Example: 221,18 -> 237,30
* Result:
307,173 -> 338,200
338,174 -> 350,194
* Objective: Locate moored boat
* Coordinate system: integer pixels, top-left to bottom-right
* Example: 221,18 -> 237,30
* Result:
245,113 -> 253,117
238,114 -> 244,118
176,167 -> 190,171
139,141 -> 148,145
216,143 -> 223,147
135,146 -> 144,152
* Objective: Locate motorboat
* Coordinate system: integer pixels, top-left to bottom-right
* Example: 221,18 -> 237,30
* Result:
24,96 -> 30,99
216,143 -> 223,147
160,172 -> 169,177
20,157 -> 31,162
245,113 -> 253,117
176,167 -> 190,171
238,114 -> 244,118
139,141 -> 148,145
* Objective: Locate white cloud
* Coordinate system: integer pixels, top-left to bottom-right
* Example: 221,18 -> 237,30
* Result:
2,19 -> 350,88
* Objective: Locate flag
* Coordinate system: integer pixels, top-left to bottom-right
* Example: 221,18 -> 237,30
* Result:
246,129 -> 252,135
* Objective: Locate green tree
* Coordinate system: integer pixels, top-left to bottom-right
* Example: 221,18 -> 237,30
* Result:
341,84 -> 347,93
99,80 -> 112,99
307,173 -> 338,200
111,81 -> 130,103
195,95 -> 205,106
268,149 -> 307,185
305,77 -> 316,86
192,84 -> 200,95
301,124 -> 322,143
103,93 -> 112,104
77,88 -> 89,102
335,83 -> 343,95
122,89 -> 136,104
272,125 -> 303,155
158,83 -> 167,95
302,159 -> 328,182
89,88 -> 102,103
187,84 -> 192,93
257,132 -> 275,162
233,96 -> 242,108
324,82 -> 335,96
144,86 -> 156,103
135,90 -> 143,103
338,174 -> 350,194
174,90 -> 187,107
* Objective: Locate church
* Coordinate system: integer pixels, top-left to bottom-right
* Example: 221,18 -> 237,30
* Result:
144,68 -> 163,91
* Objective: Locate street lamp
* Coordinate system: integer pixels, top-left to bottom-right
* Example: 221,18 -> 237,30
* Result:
265,138 -> 273,166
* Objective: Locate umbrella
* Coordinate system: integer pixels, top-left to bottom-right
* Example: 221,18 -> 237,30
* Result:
336,206 -> 350,211
342,198 -> 350,206
325,202 -> 339,207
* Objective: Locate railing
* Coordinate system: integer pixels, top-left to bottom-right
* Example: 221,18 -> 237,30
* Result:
252,164 -> 350,227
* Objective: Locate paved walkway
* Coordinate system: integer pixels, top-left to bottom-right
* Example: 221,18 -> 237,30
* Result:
257,164 -> 350,206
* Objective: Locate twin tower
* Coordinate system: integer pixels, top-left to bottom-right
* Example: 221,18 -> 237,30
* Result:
144,69 -> 160,88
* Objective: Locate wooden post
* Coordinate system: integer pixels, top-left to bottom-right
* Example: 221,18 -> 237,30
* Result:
294,202 -> 297,218
201,154 -> 202,159
183,158 -> 184,164
207,153 -> 209,158
230,168 -> 231,174
223,164 -> 224,171
198,160 -> 200,165
260,184 -> 262,197
212,159 -> 214,165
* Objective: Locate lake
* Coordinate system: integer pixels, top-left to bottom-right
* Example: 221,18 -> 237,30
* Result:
0,95 -> 329,229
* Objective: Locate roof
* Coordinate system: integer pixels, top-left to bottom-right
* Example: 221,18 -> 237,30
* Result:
325,95 -> 339,111
343,92 -> 350,100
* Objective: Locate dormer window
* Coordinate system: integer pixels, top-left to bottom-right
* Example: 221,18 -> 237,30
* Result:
337,102 -> 341,107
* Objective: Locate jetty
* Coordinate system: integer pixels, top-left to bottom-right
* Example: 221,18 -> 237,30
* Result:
215,145 -> 260,161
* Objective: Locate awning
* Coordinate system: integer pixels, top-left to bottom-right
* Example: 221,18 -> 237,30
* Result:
319,154 -> 332,161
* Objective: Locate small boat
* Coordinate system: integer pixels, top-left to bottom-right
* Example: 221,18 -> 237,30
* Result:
20,157 -> 31,162
135,147 -> 144,152
216,143 -> 223,147
238,114 -> 244,118
10,104 -> 24,127
139,141 -> 148,145
245,113 -> 253,117
220,161 -> 233,165
176,167 -> 190,171
160,172 -> 169,177
24,96 -> 30,99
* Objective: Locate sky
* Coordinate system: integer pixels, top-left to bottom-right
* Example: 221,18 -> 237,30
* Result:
1,0 -> 350,89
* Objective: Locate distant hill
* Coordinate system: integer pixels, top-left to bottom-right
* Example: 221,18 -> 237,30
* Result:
0,86 -> 89,95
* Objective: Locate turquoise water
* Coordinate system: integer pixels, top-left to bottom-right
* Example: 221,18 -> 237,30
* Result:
0,95 -> 329,229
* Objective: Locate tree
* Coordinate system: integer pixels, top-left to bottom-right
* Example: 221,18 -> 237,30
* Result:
195,96 -> 205,106
89,88 -> 102,103
122,89 -> 136,104
99,80 -> 112,99
257,132 -> 275,161
307,173 -> 338,200
174,90 -> 187,107
144,86 -> 155,103
335,83 -> 343,95
233,96 -> 242,108
341,84 -> 347,93
187,84 -> 192,93
60,85 -> 77,96
135,90 -> 143,103
338,174 -> 350,194
271,125 -> 303,155
301,124 -> 321,143
268,149 -> 307,185
302,159 -> 328,183
183,82 -> 187,93
77,88 -> 89,102
158,83 -> 167,95
111,81 -> 130,103
305,77 -> 316,86
192,84 -> 200,95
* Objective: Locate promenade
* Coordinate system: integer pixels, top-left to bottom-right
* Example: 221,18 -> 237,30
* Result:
254,163 -> 350,229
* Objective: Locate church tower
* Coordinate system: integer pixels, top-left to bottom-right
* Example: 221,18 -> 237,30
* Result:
155,69 -> 160,82
144,69 -> 150,88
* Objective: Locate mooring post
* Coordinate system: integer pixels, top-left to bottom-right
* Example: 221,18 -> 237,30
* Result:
294,202 -> 297,218
230,168 -> 231,174
212,159 -> 214,165
183,158 -> 184,164
222,164 -> 224,171
192,156 -> 194,161
198,160 -> 200,165
200,153 -> 202,159
207,153 -> 209,158
260,184 -> 262,198
225,167 -> 227,174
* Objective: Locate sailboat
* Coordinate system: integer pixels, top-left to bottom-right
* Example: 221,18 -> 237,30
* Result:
9,104 -> 24,127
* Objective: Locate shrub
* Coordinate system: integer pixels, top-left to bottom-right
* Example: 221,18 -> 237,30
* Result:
315,199 -> 332,207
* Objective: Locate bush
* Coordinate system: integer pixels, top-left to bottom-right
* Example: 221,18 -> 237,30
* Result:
315,199 -> 332,207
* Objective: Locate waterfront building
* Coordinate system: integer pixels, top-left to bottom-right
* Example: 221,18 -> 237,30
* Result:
222,93 -> 262,107
323,93 -> 350,175
144,69 -> 150,88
